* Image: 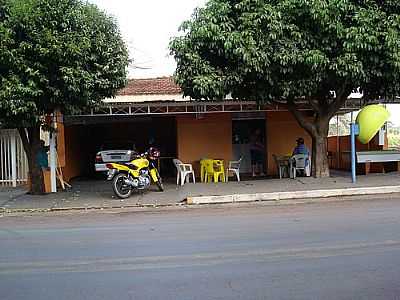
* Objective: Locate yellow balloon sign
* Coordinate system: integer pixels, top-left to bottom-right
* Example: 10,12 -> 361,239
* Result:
356,104 -> 390,144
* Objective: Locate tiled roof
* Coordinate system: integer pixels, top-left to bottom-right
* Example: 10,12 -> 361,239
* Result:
118,77 -> 182,96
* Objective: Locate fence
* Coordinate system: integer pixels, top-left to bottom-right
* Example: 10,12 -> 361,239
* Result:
0,129 -> 29,187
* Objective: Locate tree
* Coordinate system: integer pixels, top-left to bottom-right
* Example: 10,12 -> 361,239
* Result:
0,0 -> 129,193
170,0 -> 400,177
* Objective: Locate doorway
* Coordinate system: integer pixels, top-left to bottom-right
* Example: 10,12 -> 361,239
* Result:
232,118 -> 266,174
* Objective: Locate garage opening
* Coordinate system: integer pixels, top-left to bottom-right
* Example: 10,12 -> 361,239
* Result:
63,116 -> 177,180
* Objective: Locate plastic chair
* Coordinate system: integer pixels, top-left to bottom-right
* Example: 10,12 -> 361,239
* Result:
200,158 -> 211,182
273,154 -> 289,179
205,159 -> 225,183
226,157 -> 242,182
291,154 -> 310,178
173,159 -> 195,186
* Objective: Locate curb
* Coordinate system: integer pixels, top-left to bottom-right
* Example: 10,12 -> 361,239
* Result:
0,202 -> 185,214
2,185 -> 400,215
186,185 -> 400,205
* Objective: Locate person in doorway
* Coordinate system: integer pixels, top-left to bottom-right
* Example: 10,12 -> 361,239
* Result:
36,140 -> 49,170
148,136 -> 155,148
249,129 -> 265,177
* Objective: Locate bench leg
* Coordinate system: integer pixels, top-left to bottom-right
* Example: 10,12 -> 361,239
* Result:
365,162 -> 370,175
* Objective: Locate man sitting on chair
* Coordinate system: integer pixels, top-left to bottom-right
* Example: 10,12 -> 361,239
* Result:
292,137 -> 310,176
292,137 -> 310,157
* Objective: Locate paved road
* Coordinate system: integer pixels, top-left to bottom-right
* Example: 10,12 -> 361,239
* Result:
1,197 -> 400,300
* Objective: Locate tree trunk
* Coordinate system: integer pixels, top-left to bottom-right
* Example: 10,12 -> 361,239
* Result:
287,104 -> 331,178
311,131 -> 330,178
287,91 -> 351,178
18,126 -> 45,194
303,118 -> 330,178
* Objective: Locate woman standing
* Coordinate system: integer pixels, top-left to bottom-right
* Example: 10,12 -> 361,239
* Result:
249,129 -> 265,177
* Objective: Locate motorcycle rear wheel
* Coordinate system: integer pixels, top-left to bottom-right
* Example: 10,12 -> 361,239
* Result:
112,173 -> 133,199
155,172 -> 164,192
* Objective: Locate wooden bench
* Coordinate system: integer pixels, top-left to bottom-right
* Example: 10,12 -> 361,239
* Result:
356,151 -> 400,174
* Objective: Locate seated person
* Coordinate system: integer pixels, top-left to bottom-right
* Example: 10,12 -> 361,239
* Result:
292,137 -> 310,176
292,137 -> 309,157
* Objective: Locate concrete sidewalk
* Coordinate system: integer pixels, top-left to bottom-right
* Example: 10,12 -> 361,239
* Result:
0,172 -> 399,213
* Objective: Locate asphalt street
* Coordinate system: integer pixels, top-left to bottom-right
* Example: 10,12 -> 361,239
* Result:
1,196 -> 400,299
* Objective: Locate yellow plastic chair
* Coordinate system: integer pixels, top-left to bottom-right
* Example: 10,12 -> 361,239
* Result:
200,158 -> 212,182
203,159 -> 214,183
205,159 -> 225,183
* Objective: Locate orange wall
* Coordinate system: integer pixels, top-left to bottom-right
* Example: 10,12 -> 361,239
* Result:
177,112 -> 312,177
63,125 -> 89,181
176,114 -> 232,175
266,111 -> 312,176
57,122 -> 66,167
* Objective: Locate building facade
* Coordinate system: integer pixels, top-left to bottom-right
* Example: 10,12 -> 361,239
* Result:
58,77 -> 365,181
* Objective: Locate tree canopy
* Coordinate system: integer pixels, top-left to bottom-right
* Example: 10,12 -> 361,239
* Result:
170,0 -> 400,102
0,0 -> 129,127
170,0 -> 400,177
0,0 -> 129,193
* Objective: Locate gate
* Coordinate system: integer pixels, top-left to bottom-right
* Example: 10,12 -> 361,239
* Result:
0,129 -> 29,187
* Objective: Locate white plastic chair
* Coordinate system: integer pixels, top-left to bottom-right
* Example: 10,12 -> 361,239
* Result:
291,154 -> 310,178
173,159 -> 195,186
226,157 -> 242,182
273,154 -> 289,179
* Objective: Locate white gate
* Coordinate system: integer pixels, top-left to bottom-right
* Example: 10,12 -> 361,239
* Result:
0,129 -> 29,187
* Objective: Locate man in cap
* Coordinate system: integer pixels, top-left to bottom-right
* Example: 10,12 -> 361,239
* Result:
292,137 -> 311,176
292,137 -> 310,157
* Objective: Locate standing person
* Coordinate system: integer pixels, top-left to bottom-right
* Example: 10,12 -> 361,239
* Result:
249,129 -> 265,177
36,140 -> 49,170
33,140 -> 49,194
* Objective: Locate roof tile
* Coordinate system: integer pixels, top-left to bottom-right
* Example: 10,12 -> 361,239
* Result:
118,77 -> 181,96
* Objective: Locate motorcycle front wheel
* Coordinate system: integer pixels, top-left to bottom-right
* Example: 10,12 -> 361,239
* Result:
112,173 -> 133,199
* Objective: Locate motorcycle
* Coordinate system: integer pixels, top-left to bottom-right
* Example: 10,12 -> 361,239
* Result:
105,147 -> 164,199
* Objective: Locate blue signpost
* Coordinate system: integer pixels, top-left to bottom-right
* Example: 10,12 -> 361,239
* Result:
348,105 -> 390,184
350,123 -> 359,183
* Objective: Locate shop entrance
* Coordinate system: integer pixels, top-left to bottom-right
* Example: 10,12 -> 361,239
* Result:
63,116 -> 177,179
232,116 -> 267,175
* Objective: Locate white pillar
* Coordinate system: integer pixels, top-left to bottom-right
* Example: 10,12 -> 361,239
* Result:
49,126 -> 57,193
10,131 -> 17,187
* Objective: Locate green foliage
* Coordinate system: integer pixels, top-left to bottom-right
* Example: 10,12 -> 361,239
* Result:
0,0 -> 129,127
170,0 -> 400,104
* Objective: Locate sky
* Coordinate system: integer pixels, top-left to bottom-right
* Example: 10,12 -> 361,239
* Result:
89,0 -> 399,126
89,0 -> 206,79
387,104 -> 400,126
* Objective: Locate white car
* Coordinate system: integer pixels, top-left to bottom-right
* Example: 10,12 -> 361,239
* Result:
95,142 -> 137,172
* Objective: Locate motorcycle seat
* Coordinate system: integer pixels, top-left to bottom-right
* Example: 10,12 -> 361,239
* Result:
122,162 -> 137,169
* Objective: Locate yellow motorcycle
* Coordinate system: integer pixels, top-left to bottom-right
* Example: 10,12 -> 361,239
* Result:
106,147 -> 164,198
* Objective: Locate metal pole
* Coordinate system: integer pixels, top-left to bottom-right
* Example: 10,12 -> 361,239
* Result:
49,115 -> 57,193
336,115 -> 340,168
350,123 -> 359,183
10,131 -> 17,187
